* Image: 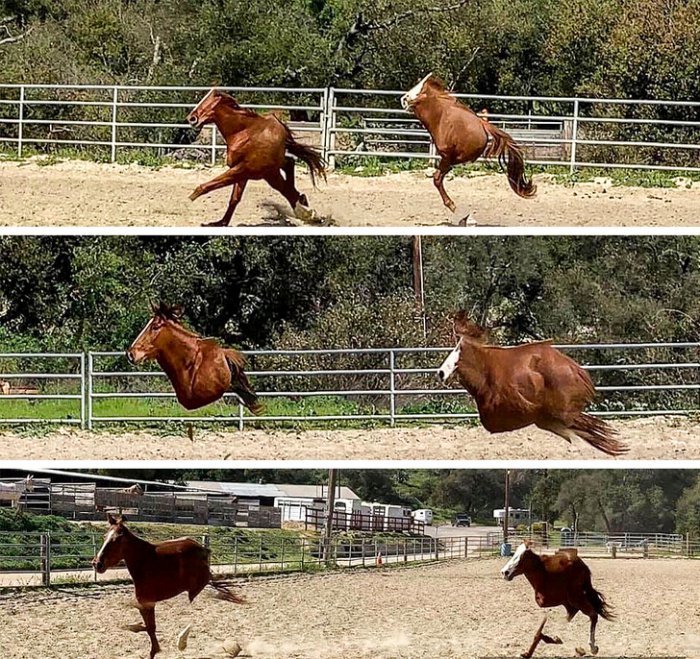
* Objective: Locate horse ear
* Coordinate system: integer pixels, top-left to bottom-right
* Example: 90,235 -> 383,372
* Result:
118,514 -> 128,525
107,513 -> 118,525
524,539 -> 534,549
172,305 -> 184,320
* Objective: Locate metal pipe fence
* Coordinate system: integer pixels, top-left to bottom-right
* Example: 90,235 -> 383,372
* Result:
0,353 -> 85,427
2,343 -> 699,428
0,530 -> 499,587
0,83 -> 698,173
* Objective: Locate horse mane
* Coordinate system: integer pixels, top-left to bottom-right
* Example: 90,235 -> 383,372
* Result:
152,301 -> 184,322
216,91 -> 260,118
453,311 -> 489,342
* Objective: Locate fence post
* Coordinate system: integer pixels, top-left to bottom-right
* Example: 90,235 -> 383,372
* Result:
300,538 -> 305,571
389,349 -> 396,427
233,535 -> 238,574
327,87 -> 336,171
17,85 -> 25,158
258,535 -> 263,572
464,536 -> 469,558
87,352 -> 94,430
569,99 -> 579,174
202,534 -> 210,550
320,87 -> 330,163
210,127 -> 217,166
40,533 -> 51,587
111,86 -> 118,163
79,353 -> 86,429
238,402 -> 244,431
281,537 -> 285,571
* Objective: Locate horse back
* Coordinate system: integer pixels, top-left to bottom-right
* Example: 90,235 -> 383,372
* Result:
155,537 -> 210,562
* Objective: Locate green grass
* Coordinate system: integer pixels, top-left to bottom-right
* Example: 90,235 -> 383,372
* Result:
0,394 -> 480,433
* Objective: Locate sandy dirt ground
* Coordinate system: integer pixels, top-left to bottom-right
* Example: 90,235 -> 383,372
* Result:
1,558 -> 698,658
2,415 -> 699,461
1,160 -> 698,227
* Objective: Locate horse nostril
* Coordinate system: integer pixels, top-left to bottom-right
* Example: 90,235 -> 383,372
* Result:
188,115 -> 198,126
437,370 -> 445,382
126,351 -> 135,365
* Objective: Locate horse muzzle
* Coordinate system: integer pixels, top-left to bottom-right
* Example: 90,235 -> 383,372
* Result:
437,369 -> 447,383
400,94 -> 411,110
92,558 -> 106,574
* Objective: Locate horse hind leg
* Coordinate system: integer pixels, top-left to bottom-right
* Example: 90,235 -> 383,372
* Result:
521,615 -> 561,658
536,419 -> 578,445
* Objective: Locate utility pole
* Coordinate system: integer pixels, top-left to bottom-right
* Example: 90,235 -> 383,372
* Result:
411,236 -> 427,339
323,468 -> 338,564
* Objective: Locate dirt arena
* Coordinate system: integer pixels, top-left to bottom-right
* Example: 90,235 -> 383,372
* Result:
3,415 -> 699,460
1,160 -> 698,227
1,558 -> 698,658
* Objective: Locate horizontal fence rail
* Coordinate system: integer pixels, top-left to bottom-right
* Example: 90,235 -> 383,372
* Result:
0,84 -> 698,173
1,343 -> 699,428
1,528 -> 698,588
0,530 -> 500,587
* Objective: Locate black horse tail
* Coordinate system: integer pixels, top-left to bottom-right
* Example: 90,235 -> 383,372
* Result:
481,120 -> 537,198
586,580 -> 615,621
209,578 -> 246,604
224,349 -> 263,415
282,126 -> 327,187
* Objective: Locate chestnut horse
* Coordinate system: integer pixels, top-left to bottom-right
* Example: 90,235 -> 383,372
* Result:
437,312 -> 627,456
502,542 -> 614,657
186,89 -> 326,226
400,73 -> 536,214
92,514 -> 244,658
127,302 -> 262,413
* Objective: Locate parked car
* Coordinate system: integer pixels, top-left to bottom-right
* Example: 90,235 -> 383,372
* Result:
452,513 -> 471,527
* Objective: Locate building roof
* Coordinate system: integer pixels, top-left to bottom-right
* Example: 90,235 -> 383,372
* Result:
185,481 -> 359,500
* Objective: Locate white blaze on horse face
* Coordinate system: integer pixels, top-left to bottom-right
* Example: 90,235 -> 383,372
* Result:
501,542 -> 528,580
128,318 -> 154,363
400,72 -> 433,109
437,341 -> 461,382
189,89 -> 216,126
94,527 -> 117,570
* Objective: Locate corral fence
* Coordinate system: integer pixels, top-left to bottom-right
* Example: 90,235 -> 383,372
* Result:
0,530 -> 499,588
1,342 -> 700,428
304,507 -> 424,535
0,84 -> 699,173
510,529 -> 700,560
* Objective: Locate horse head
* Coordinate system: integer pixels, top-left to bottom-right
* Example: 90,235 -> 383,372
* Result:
400,73 -> 448,110
187,89 -> 226,128
500,540 -> 535,581
127,302 -> 184,365
92,513 -> 130,574
436,311 -> 488,383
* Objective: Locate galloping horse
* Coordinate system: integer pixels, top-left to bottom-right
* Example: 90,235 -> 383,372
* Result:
127,302 -> 262,413
437,312 -> 627,456
186,89 -> 326,226
502,542 -> 614,657
401,73 -> 536,214
92,514 -> 244,658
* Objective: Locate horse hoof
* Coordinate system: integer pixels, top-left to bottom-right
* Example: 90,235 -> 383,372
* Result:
551,636 -> 562,645
201,219 -> 229,228
591,646 -> 599,656
223,638 -> 242,656
189,187 -> 202,201
456,213 -> 477,227
293,201 -> 314,222
177,624 -> 192,650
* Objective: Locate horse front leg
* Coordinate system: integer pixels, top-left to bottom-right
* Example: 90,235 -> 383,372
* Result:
138,605 -> 161,659
202,180 -> 248,227
433,157 -> 456,213
521,615 -> 562,658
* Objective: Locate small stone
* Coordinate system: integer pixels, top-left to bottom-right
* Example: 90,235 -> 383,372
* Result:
223,639 -> 242,656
